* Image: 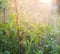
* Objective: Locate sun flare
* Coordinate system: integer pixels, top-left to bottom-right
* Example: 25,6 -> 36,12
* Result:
39,0 -> 52,3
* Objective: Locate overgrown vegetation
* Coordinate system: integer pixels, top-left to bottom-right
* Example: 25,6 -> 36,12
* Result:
0,22 -> 60,54
0,0 -> 60,54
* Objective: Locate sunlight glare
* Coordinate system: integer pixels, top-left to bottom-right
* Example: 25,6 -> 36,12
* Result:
39,0 -> 52,3
12,4 -> 15,7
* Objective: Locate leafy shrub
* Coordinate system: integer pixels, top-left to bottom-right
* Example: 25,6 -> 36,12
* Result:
0,22 -> 60,54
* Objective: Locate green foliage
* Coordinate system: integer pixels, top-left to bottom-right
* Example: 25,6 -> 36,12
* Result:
0,0 -> 60,54
0,0 -> 3,9
0,21 -> 60,54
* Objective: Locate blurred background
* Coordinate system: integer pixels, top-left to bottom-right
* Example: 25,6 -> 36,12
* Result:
0,0 -> 60,54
